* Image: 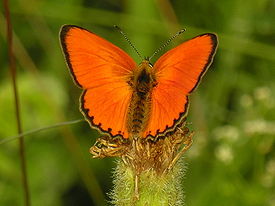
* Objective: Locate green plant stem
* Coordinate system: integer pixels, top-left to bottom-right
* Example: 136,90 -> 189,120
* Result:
3,0 -> 31,205
112,159 -> 185,206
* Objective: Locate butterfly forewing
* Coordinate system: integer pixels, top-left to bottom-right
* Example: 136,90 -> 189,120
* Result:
60,25 -> 136,138
144,33 -> 218,138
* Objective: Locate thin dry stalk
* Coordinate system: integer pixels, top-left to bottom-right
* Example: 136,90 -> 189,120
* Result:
3,0 -> 31,205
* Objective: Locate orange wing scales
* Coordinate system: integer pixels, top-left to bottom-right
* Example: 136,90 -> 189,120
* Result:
60,25 -> 136,138
144,83 -> 189,137
143,33 -> 218,138
81,85 -> 131,138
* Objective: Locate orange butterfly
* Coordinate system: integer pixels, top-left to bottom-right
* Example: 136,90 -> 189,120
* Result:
60,25 -> 218,140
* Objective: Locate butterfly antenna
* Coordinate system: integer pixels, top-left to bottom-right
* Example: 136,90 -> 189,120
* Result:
114,25 -> 143,60
149,29 -> 186,61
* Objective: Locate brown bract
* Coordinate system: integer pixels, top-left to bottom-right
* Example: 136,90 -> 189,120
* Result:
90,122 -> 193,175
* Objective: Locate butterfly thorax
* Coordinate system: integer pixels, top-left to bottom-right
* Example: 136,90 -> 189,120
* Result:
127,60 -> 157,139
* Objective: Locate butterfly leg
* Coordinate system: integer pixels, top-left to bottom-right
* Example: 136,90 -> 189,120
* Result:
90,135 -> 128,158
166,130 -> 194,172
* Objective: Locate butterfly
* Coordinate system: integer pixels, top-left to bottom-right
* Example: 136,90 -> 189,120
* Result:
60,25 -> 218,140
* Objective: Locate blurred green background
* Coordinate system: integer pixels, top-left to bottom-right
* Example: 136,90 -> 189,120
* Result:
1,0 -> 275,205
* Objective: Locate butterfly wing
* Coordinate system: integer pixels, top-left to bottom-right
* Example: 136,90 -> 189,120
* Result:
60,25 -> 136,138
144,33 -> 218,138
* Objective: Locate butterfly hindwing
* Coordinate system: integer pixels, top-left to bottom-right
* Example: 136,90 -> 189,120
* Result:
60,25 -> 136,138
144,33 -> 218,138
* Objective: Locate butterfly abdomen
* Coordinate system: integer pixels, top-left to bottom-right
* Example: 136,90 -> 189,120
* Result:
128,90 -> 152,138
127,60 -> 156,139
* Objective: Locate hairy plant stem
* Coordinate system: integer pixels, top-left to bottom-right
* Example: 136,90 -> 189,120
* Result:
111,158 -> 185,206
